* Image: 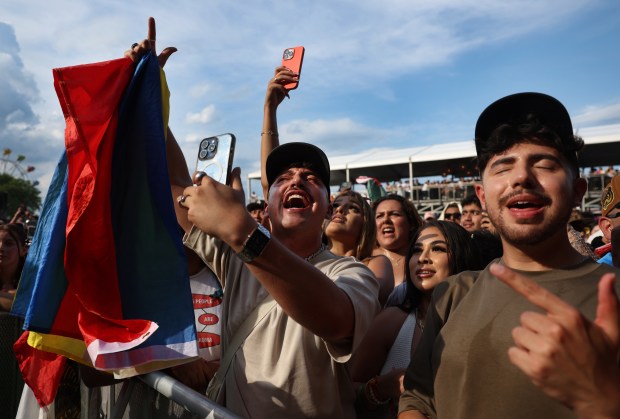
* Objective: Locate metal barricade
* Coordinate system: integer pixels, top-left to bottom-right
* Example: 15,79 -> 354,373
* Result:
138,371 -> 240,419
84,370 -> 241,419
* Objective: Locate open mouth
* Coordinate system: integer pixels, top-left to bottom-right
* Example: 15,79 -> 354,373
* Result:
382,227 -> 395,234
416,269 -> 435,278
504,193 -> 549,216
283,191 -> 312,209
508,200 -> 542,209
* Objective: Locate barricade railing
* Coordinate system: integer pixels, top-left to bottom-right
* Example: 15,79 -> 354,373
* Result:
101,370 -> 241,419
139,371 -> 240,419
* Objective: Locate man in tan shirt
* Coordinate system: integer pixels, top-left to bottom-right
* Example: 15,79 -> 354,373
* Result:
173,140 -> 380,418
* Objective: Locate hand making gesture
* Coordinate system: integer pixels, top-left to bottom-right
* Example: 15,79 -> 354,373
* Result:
124,17 -> 177,67
491,263 -> 620,419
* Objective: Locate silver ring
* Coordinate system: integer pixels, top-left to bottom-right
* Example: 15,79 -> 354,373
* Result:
193,171 -> 207,185
131,43 -> 139,49
177,194 -> 187,207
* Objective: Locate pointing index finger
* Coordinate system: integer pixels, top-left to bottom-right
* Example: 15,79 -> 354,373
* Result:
148,17 -> 156,54
490,263 -> 573,316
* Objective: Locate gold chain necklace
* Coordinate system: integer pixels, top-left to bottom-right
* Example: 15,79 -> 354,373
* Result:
382,249 -> 404,267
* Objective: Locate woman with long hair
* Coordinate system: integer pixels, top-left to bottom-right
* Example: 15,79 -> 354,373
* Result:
372,194 -> 422,291
325,190 -> 394,305
0,223 -> 28,311
352,220 -> 482,417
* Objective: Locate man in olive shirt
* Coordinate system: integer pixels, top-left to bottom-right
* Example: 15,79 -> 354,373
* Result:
399,93 -> 620,418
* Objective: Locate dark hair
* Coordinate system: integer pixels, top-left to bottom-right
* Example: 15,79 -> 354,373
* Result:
372,194 -> 422,243
401,220 -> 481,311
461,194 -> 481,209
476,113 -> 584,177
246,201 -> 266,212
469,229 -> 503,267
327,190 -> 376,260
0,223 -> 27,288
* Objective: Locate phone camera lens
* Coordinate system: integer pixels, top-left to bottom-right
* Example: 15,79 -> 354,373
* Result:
283,49 -> 294,60
207,142 -> 216,152
199,150 -> 208,159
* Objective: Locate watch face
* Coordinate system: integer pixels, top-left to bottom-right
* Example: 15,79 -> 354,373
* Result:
238,224 -> 271,263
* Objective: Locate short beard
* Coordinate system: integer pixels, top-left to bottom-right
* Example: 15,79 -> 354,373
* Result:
493,200 -> 573,247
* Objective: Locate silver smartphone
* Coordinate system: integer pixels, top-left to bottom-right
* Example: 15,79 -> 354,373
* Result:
194,133 -> 236,185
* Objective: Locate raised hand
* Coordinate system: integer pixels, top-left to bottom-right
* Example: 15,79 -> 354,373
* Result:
179,168 -> 255,250
265,66 -> 299,108
490,263 -> 620,418
124,17 -> 177,67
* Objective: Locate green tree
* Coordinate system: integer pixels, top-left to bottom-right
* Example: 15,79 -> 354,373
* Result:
0,173 -> 41,221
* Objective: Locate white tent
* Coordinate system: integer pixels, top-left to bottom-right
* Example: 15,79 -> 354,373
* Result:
246,123 -> 620,196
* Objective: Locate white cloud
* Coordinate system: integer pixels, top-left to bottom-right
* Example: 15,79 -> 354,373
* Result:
185,105 -> 217,124
0,0 -> 616,201
189,83 -> 214,98
0,21 -> 64,196
573,101 -> 620,126
280,118 -> 403,154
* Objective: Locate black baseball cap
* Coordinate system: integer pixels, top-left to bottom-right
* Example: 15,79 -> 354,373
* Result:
266,142 -> 330,192
475,92 -> 574,155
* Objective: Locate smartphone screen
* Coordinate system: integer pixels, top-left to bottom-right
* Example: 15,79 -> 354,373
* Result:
195,133 -> 236,185
282,46 -> 305,90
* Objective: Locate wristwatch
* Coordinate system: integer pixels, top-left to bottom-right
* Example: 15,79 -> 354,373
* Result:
237,224 -> 271,263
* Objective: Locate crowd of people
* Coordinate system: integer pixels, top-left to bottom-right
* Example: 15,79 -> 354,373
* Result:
4,17 -> 620,419
357,167 -> 619,205
170,16 -> 619,415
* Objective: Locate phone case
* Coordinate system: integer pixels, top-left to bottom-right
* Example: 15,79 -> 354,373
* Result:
281,46 -> 305,90
195,133 -> 236,185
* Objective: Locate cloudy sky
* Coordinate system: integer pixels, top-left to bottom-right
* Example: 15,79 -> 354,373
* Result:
2,0 -> 619,199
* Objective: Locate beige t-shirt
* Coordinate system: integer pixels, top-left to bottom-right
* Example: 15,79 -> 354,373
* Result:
184,228 -> 380,418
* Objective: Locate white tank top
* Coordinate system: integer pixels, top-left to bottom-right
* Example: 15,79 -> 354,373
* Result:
380,311 -> 416,375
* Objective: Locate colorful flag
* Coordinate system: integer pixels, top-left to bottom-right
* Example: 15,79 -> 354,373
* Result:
356,175 -> 387,202
12,53 -> 198,406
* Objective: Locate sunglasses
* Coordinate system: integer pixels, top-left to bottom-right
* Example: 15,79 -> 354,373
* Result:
444,213 -> 461,220
606,211 -> 620,219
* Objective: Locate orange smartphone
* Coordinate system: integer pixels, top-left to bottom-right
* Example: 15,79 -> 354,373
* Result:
281,46 -> 305,90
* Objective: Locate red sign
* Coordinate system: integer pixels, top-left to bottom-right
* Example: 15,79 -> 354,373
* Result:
197,332 -> 221,348
198,313 -> 219,326
192,294 -> 222,309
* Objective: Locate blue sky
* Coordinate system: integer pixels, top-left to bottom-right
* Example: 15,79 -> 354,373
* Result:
1,0 -> 619,199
